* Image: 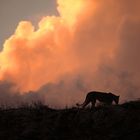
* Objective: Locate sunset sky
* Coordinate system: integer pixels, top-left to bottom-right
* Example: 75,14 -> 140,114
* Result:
0,0 -> 140,107
0,0 -> 57,49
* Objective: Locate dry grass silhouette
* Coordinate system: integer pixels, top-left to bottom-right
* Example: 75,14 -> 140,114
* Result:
0,100 -> 139,140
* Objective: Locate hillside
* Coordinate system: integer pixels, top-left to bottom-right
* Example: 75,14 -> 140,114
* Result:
0,101 -> 140,140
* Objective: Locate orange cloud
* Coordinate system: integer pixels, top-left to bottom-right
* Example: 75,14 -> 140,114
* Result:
0,0 -> 87,91
0,0 -> 140,106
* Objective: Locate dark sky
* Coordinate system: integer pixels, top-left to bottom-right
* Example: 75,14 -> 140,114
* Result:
0,0 -> 58,49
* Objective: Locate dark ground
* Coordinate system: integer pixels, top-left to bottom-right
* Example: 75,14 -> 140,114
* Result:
0,100 -> 140,140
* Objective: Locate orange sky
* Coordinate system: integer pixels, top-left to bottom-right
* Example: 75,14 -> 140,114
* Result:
0,0 -> 140,107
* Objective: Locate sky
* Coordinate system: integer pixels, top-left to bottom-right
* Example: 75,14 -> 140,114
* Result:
0,0 -> 58,49
0,0 -> 140,108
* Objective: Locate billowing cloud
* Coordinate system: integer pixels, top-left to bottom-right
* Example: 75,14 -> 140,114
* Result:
0,0 -> 140,107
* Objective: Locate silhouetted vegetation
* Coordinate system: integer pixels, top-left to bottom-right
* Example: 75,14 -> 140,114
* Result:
0,100 -> 140,140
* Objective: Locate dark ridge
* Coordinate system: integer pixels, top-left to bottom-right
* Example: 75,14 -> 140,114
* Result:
0,100 -> 140,140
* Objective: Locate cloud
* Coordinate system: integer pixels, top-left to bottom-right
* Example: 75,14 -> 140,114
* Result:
0,81 -> 43,107
0,0 -> 140,107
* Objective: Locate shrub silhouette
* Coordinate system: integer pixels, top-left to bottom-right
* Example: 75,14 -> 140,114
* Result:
0,100 -> 139,140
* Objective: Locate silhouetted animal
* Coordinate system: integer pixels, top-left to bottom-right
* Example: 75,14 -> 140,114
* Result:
77,91 -> 120,108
